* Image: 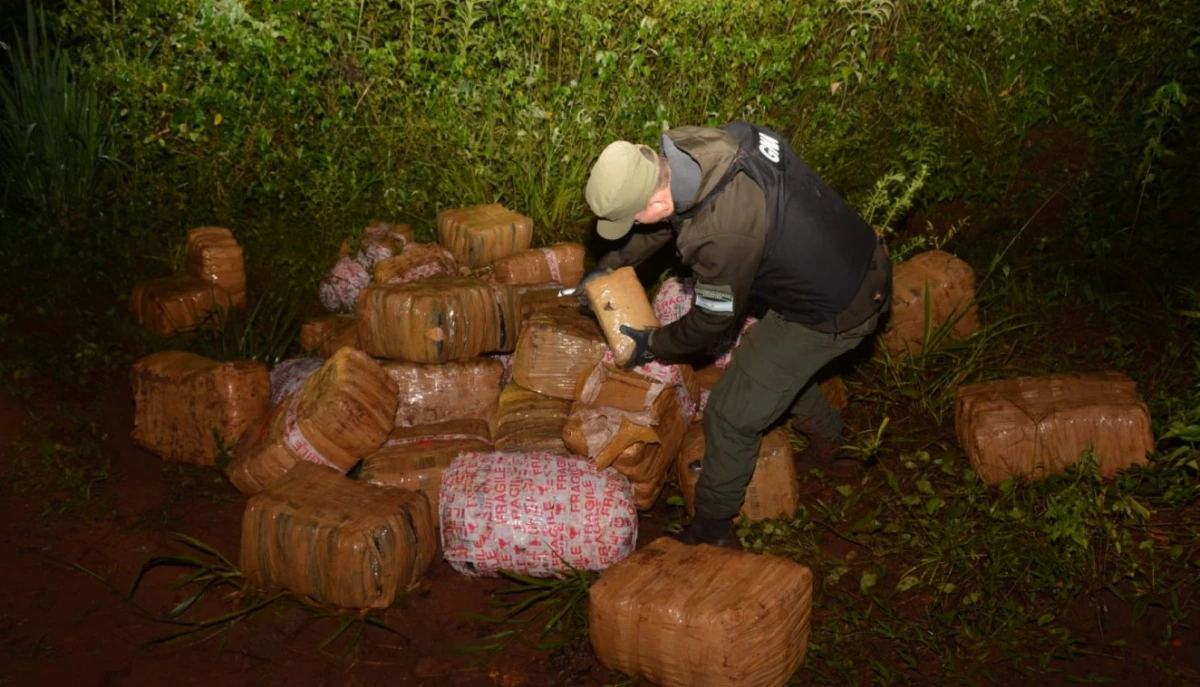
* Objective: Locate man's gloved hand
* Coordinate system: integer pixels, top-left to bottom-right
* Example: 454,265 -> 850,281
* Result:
569,268 -> 613,309
619,325 -> 658,369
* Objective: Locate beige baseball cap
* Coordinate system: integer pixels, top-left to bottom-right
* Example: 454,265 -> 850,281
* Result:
585,141 -> 659,240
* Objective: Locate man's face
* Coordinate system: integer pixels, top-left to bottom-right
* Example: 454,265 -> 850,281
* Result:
633,189 -> 674,226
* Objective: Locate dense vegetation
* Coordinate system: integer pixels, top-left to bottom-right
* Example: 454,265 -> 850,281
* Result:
1,0 -> 1198,682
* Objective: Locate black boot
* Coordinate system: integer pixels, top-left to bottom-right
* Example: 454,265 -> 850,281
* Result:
675,515 -> 743,550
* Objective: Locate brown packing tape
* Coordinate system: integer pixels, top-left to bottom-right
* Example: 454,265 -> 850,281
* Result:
186,226 -> 247,307
360,433 -> 492,528
130,274 -> 236,337
562,404 -> 661,471
512,307 -> 608,399
583,266 -> 661,366
436,203 -> 534,269
384,359 -> 504,440
492,243 -> 586,288
575,362 -> 664,413
299,315 -> 359,357
588,537 -> 813,687
493,383 -> 572,453
130,351 -> 269,465
676,422 -> 799,521
240,461 -> 437,609
373,243 -> 458,284
884,249 -> 980,355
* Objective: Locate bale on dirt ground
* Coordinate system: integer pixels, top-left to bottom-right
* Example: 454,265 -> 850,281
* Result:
298,315 -> 359,357
493,383 -> 572,453
677,423 -> 798,522
130,275 -> 235,337
588,537 -> 813,687
955,372 -> 1153,483
512,306 -> 609,400
373,243 -> 459,285
437,203 -> 534,269
226,347 -> 397,495
884,250 -> 980,355
384,359 -> 505,439
356,278 -> 520,363
583,267 -> 660,367
130,351 -> 269,465
186,226 -> 246,308
440,451 -> 638,577
359,429 -> 492,528
491,243 -> 586,288
240,461 -> 437,609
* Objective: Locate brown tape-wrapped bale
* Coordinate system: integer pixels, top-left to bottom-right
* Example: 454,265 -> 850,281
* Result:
240,461 -> 437,609
519,291 -> 581,324
583,267 -> 661,366
884,250 -> 980,355
605,389 -> 688,509
131,352 -> 269,465
589,537 -> 813,687
373,243 -> 459,285
356,278 -> 520,362
677,423 -> 799,521
226,347 -> 398,495
493,383 -> 571,453
131,274 -> 235,337
492,243 -> 585,288
384,359 -> 504,439
360,428 -> 491,528
575,362 -> 665,413
299,315 -> 359,357
437,203 -> 534,269
512,307 -> 608,399
186,226 -> 247,307
955,372 -> 1153,484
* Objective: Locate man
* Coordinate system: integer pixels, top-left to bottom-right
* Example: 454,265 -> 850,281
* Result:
579,121 -> 891,549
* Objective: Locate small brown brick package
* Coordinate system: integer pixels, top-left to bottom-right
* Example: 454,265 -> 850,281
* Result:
583,267 -> 660,367
884,250 -> 980,355
437,203 -> 534,269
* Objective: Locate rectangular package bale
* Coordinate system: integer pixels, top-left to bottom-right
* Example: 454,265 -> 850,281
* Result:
583,267 -> 661,366
575,361 -> 665,413
240,461 -> 437,609
384,359 -> 504,439
437,203 -> 534,269
493,383 -> 571,453
373,243 -> 459,285
589,537 -> 813,687
955,372 -> 1153,483
512,307 -> 609,399
676,423 -> 799,521
130,275 -> 235,337
356,278 -> 520,362
519,291 -> 581,323
226,347 -> 398,495
186,226 -> 247,308
299,315 -> 359,357
131,352 -> 269,465
360,428 -> 492,527
492,243 -> 585,288
884,250 -> 980,355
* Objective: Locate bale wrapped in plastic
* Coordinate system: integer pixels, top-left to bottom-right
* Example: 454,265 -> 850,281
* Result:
240,461 -> 437,609
583,267 -> 661,367
131,275 -> 235,337
298,315 -> 358,357
437,203 -> 534,269
318,256 -> 372,314
578,355 -> 698,423
384,359 -> 504,439
677,423 -> 798,521
493,383 -> 571,453
268,358 -> 324,408
131,351 -> 269,465
373,242 -> 459,285
519,290 -> 581,323
884,249 -> 980,355
492,243 -> 585,288
588,537 -> 813,687
186,226 -> 247,308
512,307 -> 609,399
562,384 -> 688,510
226,347 -> 398,495
440,451 -> 638,577
356,278 -> 520,363
955,372 -> 1153,483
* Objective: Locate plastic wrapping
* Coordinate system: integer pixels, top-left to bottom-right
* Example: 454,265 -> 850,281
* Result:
226,347 -> 398,495
955,372 -> 1153,483
652,277 -> 757,368
512,307 -> 609,399
298,315 -> 359,357
384,359 -> 504,439
884,250 -> 980,355
440,451 -> 638,577
240,461 -> 437,609
356,278 -> 520,362
677,423 -> 798,521
519,290 -> 581,323
360,430 -> 491,528
493,383 -> 572,453
131,275 -> 235,337
130,351 -> 270,465
583,267 -> 661,366
318,256 -> 372,314
492,243 -> 585,288
582,353 -> 699,422
437,203 -> 534,269
588,537 -> 813,687
373,242 -> 459,285
186,226 -> 247,308
358,221 -> 414,261
268,358 -> 324,408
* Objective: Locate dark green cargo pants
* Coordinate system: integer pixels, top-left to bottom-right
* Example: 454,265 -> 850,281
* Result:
695,308 -> 883,520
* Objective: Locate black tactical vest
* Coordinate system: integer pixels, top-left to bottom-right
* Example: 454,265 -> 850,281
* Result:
676,121 -> 886,332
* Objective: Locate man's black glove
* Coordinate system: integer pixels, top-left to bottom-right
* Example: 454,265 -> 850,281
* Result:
619,325 -> 658,369
567,268 -> 613,309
